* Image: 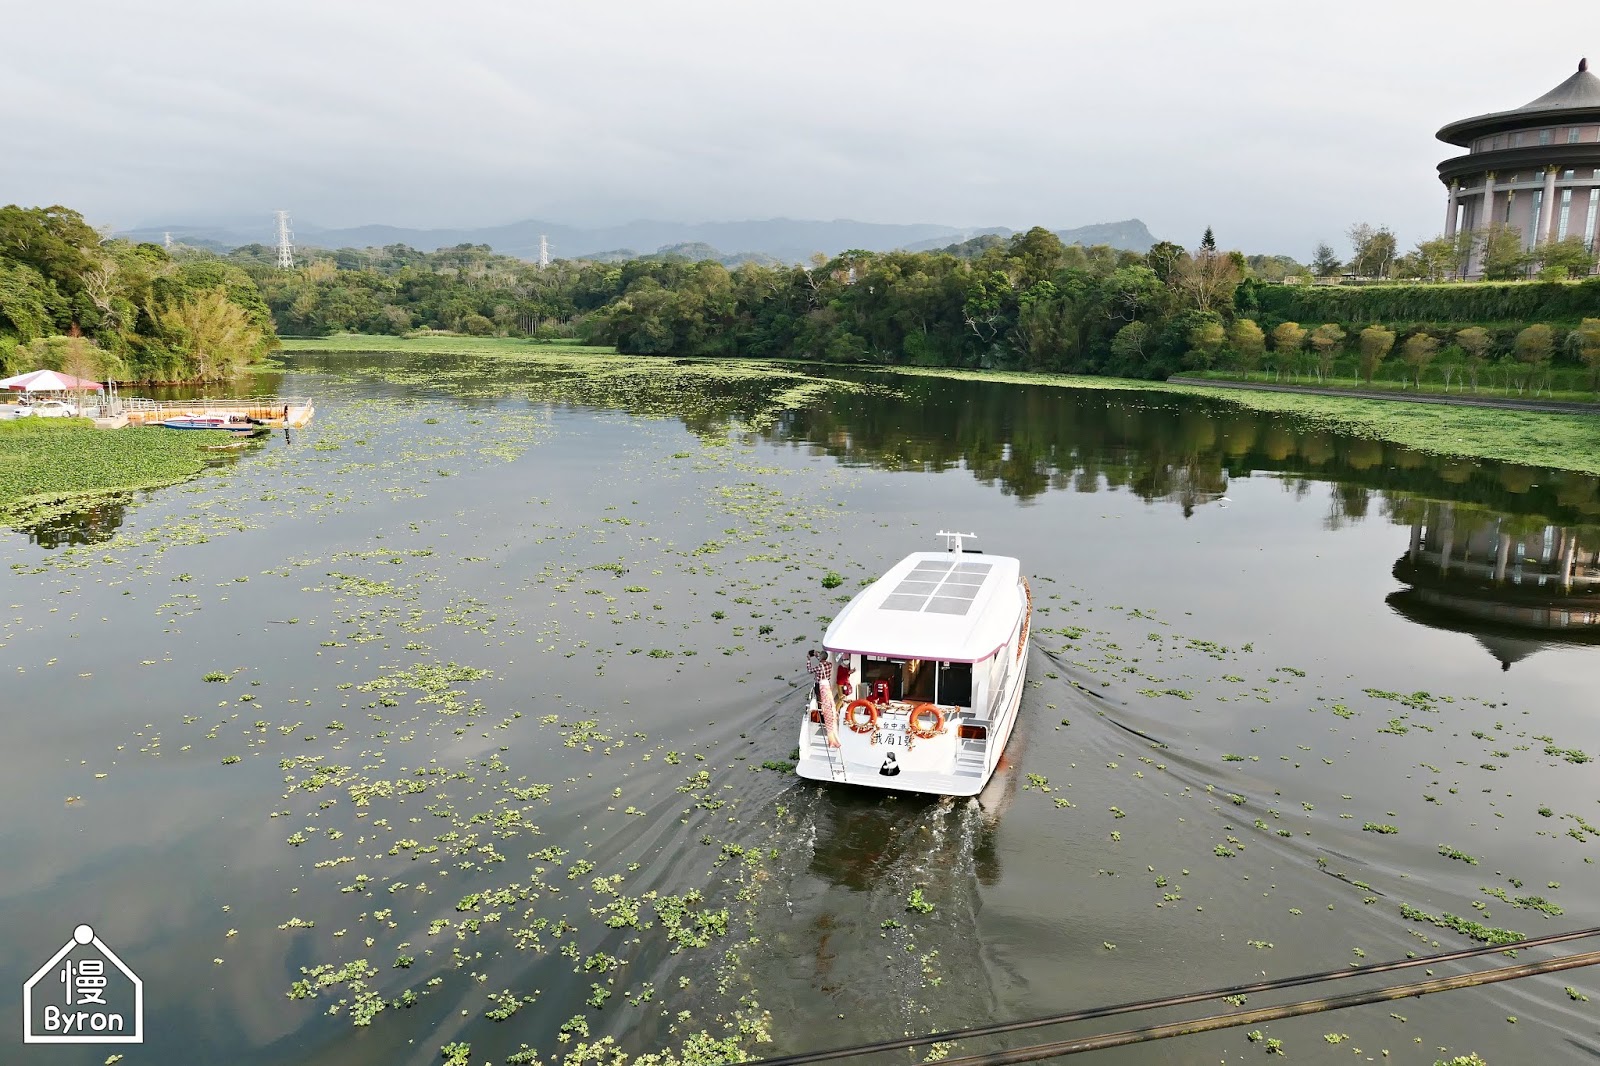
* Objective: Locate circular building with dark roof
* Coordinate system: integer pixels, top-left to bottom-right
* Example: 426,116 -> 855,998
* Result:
1436,58 -> 1600,276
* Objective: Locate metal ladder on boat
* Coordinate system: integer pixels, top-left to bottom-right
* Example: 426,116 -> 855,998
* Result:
823,735 -> 847,782
809,700 -> 848,782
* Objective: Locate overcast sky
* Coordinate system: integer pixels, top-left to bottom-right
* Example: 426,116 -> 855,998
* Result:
3,0 -> 1593,258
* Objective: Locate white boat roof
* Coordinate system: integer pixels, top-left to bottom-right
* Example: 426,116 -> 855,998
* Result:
823,551 -> 1022,663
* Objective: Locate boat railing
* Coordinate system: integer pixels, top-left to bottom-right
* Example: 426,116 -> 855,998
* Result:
986,670 -> 1012,722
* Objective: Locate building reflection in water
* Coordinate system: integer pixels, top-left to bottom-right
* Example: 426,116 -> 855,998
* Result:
1388,502 -> 1600,670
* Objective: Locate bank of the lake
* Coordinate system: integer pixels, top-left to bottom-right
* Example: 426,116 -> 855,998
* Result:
1169,374 -> 1600,414
284,334 -> 1600,475
0,418 -> 246,526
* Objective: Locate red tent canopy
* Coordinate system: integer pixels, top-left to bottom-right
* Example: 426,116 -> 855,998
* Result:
0,369 -> 104,392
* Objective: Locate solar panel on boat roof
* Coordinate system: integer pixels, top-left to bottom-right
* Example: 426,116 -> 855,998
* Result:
924,597 -> 972,614
881,559 -> 994,614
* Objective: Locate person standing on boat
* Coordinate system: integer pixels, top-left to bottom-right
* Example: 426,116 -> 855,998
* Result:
808,650 -> 840,748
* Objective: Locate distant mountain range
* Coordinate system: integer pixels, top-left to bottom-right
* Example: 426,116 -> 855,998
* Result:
900,220 -> 1159,255
119,216 -> 1160,263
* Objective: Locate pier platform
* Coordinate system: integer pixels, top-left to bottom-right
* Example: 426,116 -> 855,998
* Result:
120,397 -> 315,428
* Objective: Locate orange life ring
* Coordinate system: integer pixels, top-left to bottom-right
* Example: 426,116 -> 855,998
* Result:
908,703 -> 945,739
843,699 -> 879,734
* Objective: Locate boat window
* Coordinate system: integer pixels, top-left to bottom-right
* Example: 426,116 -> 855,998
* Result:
936,661 -> 973,707
903,660 -> 936,701
986,653 -> 1007,713
860,657 -> 954,703
862,656 -> 906,701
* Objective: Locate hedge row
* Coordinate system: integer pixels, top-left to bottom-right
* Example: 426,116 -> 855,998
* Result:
1236,277 -> 1600,329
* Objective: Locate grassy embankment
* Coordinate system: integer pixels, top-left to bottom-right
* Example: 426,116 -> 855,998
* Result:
1184,366 -> 1600,404
0,418 -> 238,526
284,335 -> 1600,476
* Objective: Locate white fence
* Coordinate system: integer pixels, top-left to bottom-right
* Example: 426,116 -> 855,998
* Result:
120,396 -> 312,414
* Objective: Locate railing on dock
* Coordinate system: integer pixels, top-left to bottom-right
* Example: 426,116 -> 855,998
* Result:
115,396 -> 316,428
121,396 -> 312,414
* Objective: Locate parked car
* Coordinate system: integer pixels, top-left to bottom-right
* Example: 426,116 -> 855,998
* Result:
4,399 -> 80,418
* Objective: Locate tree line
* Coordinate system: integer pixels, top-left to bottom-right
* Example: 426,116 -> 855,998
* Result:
222,221 -> 1600,386
1207,318 -> 1600,393
1315,221 -> 1597,282
0,205 -> 278,383
230,225 -> 1276,379
10,201 -> 1594,389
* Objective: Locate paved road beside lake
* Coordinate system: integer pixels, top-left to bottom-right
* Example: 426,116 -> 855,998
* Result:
1168,376 -> 1600,416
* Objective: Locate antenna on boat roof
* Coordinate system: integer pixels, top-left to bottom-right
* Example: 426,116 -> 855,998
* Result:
937,530 -> 976,554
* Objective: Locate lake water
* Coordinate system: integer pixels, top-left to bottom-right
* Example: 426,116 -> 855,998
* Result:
4,352 -> 1597,1066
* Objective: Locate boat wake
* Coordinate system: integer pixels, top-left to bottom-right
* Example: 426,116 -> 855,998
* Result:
753,786 -> 1001,1054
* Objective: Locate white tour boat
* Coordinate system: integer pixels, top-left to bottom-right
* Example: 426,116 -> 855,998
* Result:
796,532 -> 1031,796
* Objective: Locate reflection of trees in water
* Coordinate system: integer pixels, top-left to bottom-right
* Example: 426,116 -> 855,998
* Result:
137,366 -> 288,402
759,375 -> 1600,528
1389,501 -> 1600,669
1325,484 -> 1372,530
20,498 -> 129,549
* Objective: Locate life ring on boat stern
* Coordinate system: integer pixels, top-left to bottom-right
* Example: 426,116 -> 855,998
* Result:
844,699 -> 879,734
908,703 -> 945,739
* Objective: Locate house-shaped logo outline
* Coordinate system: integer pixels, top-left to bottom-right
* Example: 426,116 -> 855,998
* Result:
22,925 -> 143,1044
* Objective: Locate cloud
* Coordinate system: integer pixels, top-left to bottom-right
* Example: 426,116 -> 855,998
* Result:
1,0 -> 1587,257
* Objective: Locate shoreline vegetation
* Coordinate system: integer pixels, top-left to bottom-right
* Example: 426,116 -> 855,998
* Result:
1,205 -> 278,385
283,335 -> 1600,475
1170,374 -> 1600,413
0,418 -> 245,527
9,199 -> 1600,525
209,220 -> 1600,395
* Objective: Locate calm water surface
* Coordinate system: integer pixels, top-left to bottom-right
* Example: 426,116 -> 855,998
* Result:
4,353 -> 1598,1065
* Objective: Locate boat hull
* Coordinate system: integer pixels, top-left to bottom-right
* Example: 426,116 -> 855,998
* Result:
159,418 -> 257,431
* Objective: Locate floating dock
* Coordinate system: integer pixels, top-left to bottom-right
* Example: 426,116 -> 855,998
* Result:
120,396 -> 316,429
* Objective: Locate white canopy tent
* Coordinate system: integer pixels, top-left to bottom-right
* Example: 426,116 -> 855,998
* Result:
0,369 -> 105,393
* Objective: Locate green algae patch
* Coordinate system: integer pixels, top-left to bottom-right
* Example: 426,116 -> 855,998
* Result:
283,335 -> 886,428
284,337 -> 1600,474
0,419 -> 241,527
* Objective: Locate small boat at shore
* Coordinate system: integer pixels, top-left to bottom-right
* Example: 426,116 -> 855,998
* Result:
796,532 -> 1031,796
159,412 -> 262,431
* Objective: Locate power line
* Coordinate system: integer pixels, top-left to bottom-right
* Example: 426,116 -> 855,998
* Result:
747,925 -> 1600,1066
934,949 -> 1600,1066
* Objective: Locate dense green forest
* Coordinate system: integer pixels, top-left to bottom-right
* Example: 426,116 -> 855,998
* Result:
6,201 -> 1598,388
234,228 -> 1248,377
0,205 -> 278,382
230,225 -> 1599,386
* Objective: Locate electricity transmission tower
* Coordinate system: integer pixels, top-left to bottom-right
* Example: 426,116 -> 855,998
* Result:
275,210 -> 295,270
538,234 -> 550,270
163,232 -> 173,250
